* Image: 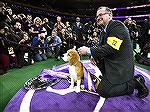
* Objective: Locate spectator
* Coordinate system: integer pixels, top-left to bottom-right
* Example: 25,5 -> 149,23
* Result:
50,30 -> 62,61
0,22 -> 9,75
18,32 -> 34,66
24,14 -> 33,33
54,16 -> 66,42
42,17 -> 54,37
72,17 -> 84,48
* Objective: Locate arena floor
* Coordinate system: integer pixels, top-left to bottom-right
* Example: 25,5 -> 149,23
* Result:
2,60 -> 150,112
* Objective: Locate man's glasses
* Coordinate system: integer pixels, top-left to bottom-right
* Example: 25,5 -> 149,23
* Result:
96,13 -> 110,19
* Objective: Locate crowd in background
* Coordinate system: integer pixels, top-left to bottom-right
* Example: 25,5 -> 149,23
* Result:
0,2 -> 150,75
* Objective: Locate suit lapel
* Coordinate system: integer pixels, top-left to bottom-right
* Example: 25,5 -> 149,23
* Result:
102,20 -> 114,44
99,30 -> 106,45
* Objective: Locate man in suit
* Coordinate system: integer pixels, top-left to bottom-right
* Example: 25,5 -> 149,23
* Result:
78,6 -> 149,98
72,17 -> 84,48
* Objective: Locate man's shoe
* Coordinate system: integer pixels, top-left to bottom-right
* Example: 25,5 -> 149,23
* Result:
134,74 -> 145,83
134,74 -> 149,98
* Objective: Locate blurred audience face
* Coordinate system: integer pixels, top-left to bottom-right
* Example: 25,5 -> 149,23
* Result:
0,28 -> 5,34
34,17 -> 42,25
57,16 -> 61,22
6,7 -> 12,15
96,7 -> 112,26
23,33 -> 29,40
93,32 -> 97,37
27,14 -> 32,21
52,31 -> 57,37
76,17 -> 80,22
0,2 -> 4,14
15,22 -> 21,29
36,19 -> 41,24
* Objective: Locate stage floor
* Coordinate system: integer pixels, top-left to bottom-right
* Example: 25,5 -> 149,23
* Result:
4,60 -> 150,112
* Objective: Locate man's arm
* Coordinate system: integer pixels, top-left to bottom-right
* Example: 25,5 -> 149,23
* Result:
91,21 -> 127,59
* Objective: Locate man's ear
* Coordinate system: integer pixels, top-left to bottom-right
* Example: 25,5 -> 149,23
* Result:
109,13 -> 113,18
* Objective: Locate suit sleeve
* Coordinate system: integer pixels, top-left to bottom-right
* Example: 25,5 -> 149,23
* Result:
91,21 -> 128,59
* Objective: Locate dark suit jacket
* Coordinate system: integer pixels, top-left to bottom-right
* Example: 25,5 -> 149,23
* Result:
91,20 -> 134,84
72,22 -> 84,39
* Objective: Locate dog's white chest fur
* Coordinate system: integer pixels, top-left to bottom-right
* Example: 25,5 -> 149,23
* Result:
69,65 -> 77,80
69,65 -> 81,92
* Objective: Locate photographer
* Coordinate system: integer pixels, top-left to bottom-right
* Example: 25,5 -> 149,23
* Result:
0,22 -> 9,75
0,2 -> 11,74
18,32 -> 33,66
0,2 -> 6,21
124,18 -> 139,49
50,30 -> 62,61
0,2 -> 24,68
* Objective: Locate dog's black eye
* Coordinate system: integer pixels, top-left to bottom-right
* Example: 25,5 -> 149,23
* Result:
68,54 -> 70,56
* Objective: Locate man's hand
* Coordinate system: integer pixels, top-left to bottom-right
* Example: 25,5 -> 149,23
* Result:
78,46 -> 89,55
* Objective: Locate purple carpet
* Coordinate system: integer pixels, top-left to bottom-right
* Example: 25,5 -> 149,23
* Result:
4,60 -> 150,112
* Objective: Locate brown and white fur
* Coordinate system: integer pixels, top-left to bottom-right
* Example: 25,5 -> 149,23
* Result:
62,49 -> 84,92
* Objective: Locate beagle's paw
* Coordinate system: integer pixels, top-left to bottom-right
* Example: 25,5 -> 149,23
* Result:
75,87 -> 81,93
69,84 -> 74,89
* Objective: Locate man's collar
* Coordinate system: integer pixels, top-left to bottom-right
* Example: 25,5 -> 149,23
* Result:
103,23 -> 108,33
103,20 -> 113,32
